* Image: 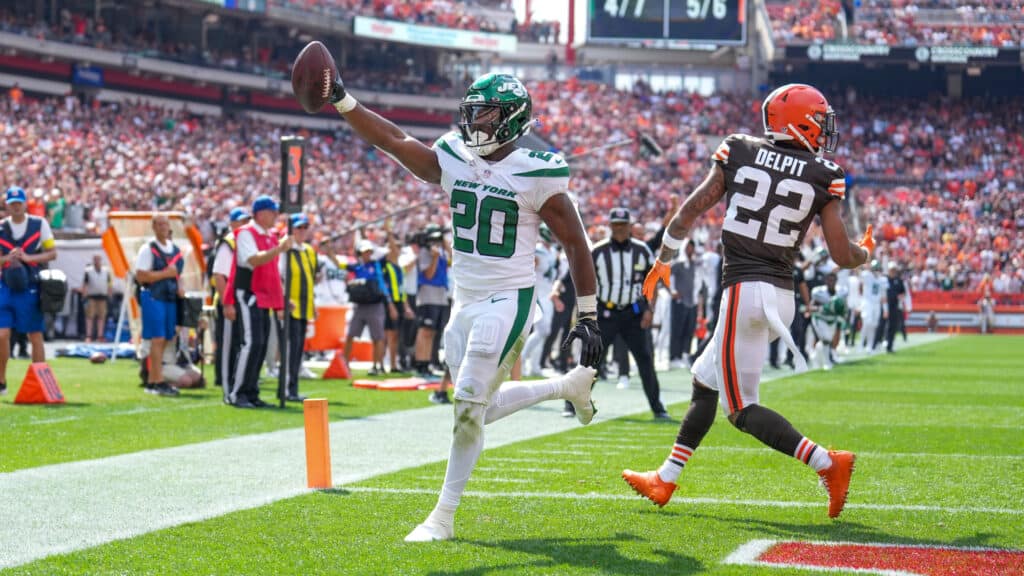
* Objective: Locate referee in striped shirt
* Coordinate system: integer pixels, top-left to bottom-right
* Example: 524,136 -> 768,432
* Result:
593,208 -> 671,420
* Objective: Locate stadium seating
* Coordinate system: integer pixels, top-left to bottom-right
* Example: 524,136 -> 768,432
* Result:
766,0 -> 1024,46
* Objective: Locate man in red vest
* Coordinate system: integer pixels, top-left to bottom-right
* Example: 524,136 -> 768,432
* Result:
224,195 -> 291,408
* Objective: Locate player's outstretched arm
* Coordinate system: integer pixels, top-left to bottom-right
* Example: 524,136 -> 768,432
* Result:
329,78 -> 441,184
820,200 -> 870,269
641,164 -> 725,300
659,164 -> 726,263
540,194 -> 603,368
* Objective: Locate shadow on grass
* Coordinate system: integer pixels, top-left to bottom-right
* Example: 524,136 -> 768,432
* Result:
427,533 -> 704,575
688,513 -> 1005,548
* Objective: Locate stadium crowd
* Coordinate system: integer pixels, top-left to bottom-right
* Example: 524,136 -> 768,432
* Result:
270,0 -> 514,33
2,77 -> 1021,294
767,0 -> 1024,46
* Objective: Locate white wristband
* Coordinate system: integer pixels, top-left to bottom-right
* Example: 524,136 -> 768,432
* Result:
333,93 -> 358,114
577,294 -> 597,315
661,232 -> 683,251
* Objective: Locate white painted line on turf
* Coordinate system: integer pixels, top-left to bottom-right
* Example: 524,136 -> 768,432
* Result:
26,415 -> 81,425
484,457 -> 547,463
476,466 -> 565,474
519,449 -> 588,455
342,486 -> 1024,515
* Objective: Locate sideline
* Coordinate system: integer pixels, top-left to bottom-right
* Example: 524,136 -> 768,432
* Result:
0,334 -> 948,569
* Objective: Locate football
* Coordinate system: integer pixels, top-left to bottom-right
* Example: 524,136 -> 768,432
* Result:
89,351 -> 108,364
291,40 -> 338,114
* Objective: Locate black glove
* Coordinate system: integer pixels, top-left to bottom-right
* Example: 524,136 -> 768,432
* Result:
328,76 -> 347,104
561,313 -> 603,369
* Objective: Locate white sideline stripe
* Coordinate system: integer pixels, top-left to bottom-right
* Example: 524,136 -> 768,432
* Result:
343,486 -> 1024,515
21,401 -> 221,426
0,333 -> 950,569
476,466 -> 565,474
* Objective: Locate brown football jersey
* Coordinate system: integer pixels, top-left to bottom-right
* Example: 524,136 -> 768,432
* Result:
712,133 -> 846,290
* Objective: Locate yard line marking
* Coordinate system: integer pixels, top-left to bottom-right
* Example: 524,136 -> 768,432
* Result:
476,467 -> 565,474
484,457 -> 547,463
519,449 -> 589,456
26,416 -> 80,425
343,486 -> 1024,515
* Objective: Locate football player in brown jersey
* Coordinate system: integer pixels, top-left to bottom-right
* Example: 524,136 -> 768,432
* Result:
624,84 -> 875,519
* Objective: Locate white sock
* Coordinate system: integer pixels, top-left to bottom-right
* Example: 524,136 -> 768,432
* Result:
657,443 -> 693,483
435,401 -> 487,518
795,437 -> 832,472
483,378 -> 561,424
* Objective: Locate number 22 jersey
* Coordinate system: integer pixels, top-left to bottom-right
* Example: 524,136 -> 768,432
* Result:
432,131 -> 571,294
713,133 -> 846,290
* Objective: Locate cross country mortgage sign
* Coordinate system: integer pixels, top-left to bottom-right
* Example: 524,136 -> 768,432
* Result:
352,16 -> 517,54
724,540 -> 1024,575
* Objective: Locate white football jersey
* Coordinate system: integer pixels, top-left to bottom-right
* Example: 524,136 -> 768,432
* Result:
859,270 -> 880,315
433,131 -> 569,294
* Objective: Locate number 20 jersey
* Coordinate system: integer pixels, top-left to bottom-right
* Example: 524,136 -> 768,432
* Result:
713,133 -> 846,291
432,131 -> 570,294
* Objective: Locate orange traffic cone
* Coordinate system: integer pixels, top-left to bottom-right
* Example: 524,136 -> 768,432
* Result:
14,363 -> 65,404
323,350 -> 351,380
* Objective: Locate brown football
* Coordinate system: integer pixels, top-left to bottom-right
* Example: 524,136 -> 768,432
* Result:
291,40 -> 338,114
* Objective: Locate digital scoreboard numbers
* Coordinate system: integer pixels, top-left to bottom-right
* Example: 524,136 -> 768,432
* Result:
589,0 -> 746,46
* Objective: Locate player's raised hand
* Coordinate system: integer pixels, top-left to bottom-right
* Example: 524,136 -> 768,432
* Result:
857,224 -> 876,255
642,260 -> 671,301
328,75 -> 347,105
562,314 -> 603,369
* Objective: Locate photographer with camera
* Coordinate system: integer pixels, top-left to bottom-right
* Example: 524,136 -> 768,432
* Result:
412,225 -> 451,392
336,239 -> 389,376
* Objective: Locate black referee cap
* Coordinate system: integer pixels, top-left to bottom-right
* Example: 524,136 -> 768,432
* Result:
608,207 -> 631,223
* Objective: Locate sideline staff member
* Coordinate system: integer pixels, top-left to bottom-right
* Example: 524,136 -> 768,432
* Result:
0,186 -> 57,395
280,213 -> 317,402
591,207 -> 670,420
225,195 -> 291,408
212,207 -> 250,400
135,214 -> 183,397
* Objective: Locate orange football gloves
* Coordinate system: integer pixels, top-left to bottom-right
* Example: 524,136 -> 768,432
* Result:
642,260 -> 671,301
857,224 -> 875,255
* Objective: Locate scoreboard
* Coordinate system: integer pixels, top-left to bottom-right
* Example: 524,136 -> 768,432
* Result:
589,0 -> 746,46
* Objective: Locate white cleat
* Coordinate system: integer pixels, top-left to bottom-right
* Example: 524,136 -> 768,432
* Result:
404,521 -> 454,542
562,366 -> 598,425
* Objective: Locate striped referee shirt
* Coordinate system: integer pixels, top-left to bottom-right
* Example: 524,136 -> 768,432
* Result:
593,238 -> 655,307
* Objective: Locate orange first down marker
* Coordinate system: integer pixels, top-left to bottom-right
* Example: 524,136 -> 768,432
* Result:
303,398 -> 333,489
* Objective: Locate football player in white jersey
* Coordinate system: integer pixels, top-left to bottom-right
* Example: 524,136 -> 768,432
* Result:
327,70 -> 604,541
521,224 -> 559,377
859,260 -> 885,353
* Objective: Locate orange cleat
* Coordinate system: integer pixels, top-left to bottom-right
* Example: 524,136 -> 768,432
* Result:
622,469 -> 677,508
817,450 -> 856,518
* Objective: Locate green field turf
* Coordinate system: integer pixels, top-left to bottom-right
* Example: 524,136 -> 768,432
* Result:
0,360 -> 431,472
3,336 -> 1023,575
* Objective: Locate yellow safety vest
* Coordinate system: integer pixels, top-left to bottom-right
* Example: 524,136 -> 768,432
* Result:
287,243 -> 317,320
382,260 -> 405,304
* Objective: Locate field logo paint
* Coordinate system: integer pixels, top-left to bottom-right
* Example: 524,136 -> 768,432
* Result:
723,539 -> 1024,576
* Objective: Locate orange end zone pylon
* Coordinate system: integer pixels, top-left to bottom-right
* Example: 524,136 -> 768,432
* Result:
322,350 -> 351,379
14,363 -> 65,404
303,398 -> 332,489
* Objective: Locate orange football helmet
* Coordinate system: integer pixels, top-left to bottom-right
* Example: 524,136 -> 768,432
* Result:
762,84 -> 838,156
